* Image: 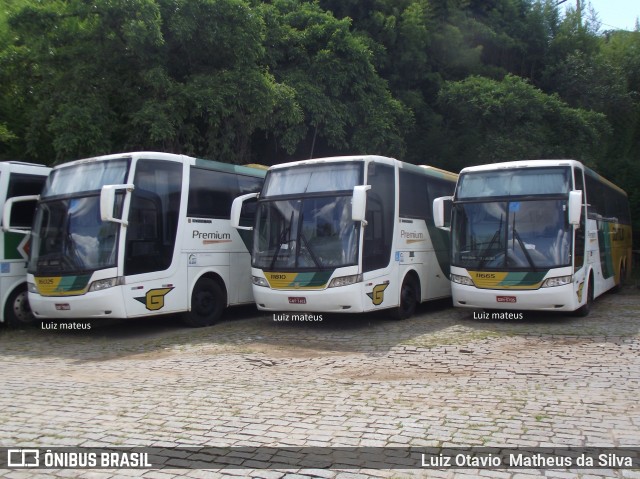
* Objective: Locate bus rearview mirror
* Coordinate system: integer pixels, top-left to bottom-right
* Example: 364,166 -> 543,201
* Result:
230,193 -> 259,230
2,195 -> 40,235
100,184 -> 134,225
433,196 -> 453,230
352,185 -> 371,223
568,190 -> 582,225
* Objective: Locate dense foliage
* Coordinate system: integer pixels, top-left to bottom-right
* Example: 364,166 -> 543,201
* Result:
1,0 -> 639,234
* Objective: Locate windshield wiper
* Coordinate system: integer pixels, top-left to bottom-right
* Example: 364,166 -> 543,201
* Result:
64,214 -> 86,272
270,210 -> 294,270
478,214 -> 503,269
297,229 -> 322,269
511,213 -> 537,271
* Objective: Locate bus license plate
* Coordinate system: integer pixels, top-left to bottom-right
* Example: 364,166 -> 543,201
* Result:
496,296 -> 516,303
288,297 -> 307,304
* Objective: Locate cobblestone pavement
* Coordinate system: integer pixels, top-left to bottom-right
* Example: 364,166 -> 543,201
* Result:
1,288 -> 639,479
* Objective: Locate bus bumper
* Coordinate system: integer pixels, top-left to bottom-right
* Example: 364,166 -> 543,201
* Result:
252,283 -> 366,313
29,288 -> 128,319
452,283 -> 579,312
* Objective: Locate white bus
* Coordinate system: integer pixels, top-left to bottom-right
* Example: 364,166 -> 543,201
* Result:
433,159 -> 632,316
5,152 -> 265,327
0,161 -> 51,327
231,155 -> 458,319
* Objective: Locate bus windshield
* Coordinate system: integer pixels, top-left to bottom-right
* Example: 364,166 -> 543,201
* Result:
261,162 -> 363,197
452,199 -> 571,270
29,159 -> 128,275
29,196 -> 121,275
456,167 -> 570,199
42,159 -> 129,198
253,196 -> 358,270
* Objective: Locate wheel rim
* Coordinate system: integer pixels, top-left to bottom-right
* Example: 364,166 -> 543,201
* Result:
194,288 -> 215,317
12,290 -> 32,323
400,281 -> 415,314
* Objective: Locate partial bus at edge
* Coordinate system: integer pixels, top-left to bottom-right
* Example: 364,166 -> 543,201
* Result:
433,159 -> 632,316
5,152 -> 265,327
231,155 -> 458,319
0,161 -> 51,327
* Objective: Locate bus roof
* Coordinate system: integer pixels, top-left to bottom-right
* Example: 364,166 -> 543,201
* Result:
0,161 -> 51,175
270,155 -> 457,181
51,152 -> 266,178
407,163 -> 458,182
269,155 -> 395,170
194,158 -> 267,178
459,159 -> 581,173
459,159 -> 627,196
0,161 -> 50,168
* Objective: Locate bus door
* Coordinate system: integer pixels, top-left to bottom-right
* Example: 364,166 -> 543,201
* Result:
120,159 -> 188,317
361,163 -> 398,312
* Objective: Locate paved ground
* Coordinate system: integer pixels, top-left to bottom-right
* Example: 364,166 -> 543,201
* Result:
1,287 -> 639,479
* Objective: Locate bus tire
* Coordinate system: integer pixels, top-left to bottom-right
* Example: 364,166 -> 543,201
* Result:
183,277 -> 225,327
392,275 -> 418,320
5,285 -> 36,328
613,263 -> 626,293
575,276 -> 594,317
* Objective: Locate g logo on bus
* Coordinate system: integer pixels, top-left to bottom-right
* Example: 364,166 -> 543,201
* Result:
367,283 -> 389,306
576,281 -> 584,302
135,287 -> 174,311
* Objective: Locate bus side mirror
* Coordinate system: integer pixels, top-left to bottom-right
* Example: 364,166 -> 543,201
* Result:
231,193 -> 259,230
568,190 -> 582,225
2,195 -> 40,235
100,184 -> 134,225
433,196 -> 453,230
352,185 -> 371,223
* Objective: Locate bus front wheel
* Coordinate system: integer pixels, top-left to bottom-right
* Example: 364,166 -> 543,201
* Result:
5,285 -> 36,328
392,276 -> 418,320
183,277 -> 225,327
575,277 -> 594,317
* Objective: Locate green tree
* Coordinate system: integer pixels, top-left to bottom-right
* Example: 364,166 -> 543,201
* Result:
1,0 -> 166,162
133,0 -> 302,163
256,0 -> 412,161
1,0 -> 304,164
436,74 -> 609,170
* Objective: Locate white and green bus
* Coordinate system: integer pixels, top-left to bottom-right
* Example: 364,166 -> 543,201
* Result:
231,155 -> 457,319
0,161 -> 51,327
6,152 -> 265,327
433,159 -> 632,316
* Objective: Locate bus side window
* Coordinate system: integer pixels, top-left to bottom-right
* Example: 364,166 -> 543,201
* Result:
125,190 -> 162,275
7,173 -> 47,228
363,163 -> 394,273
574,168 -> 586,271
125,160 -> 182,276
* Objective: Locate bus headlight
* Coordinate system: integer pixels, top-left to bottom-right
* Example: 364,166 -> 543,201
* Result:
88,277 -> 123,292
328,274 -> 363,288
450,274 -> 475,287
27,282 -> 38,294
541,275 -> 572,288
252,276 -> 269,288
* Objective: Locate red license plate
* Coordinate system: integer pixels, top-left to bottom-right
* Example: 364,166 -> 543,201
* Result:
496,296 -> 516,303
288,297 -> 307,304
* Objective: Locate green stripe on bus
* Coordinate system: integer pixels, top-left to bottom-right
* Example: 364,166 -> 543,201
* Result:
55,275 -> 92,292
498,271 -> 547,287
290,271 -> 333,288
194,158 -> 266,178
3,232 -> 24,260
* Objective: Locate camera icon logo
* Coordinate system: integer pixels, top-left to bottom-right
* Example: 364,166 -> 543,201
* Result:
7,449 -> 40,467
